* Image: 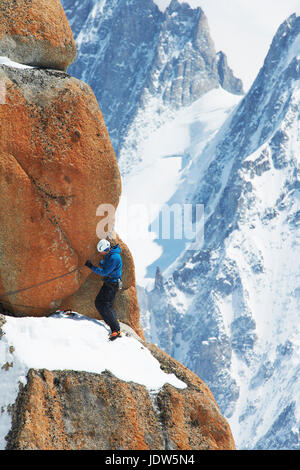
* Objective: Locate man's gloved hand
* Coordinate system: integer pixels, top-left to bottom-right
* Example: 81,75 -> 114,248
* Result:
85,260 -> 93,269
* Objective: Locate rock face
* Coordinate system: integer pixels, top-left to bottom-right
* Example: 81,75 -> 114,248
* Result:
0,66 -> 118,313
5,344 -> 235,450
0,3 -> 142,336
216,51 -> 244,95
0,0 -> 77,70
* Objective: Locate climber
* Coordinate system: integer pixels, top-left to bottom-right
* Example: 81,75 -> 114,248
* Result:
85,239 -> 123,341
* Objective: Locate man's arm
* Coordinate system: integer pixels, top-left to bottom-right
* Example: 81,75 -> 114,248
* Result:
85,257 -> 115,276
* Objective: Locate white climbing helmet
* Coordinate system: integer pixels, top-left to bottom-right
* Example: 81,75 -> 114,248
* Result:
97,239 -> 111,253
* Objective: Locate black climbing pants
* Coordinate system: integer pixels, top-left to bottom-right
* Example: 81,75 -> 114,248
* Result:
95,281 -> 120,333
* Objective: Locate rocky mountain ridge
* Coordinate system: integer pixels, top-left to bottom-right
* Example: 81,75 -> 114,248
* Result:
61,0 -> 243,159
146,13 -> 300,449
0,0 -> 76,71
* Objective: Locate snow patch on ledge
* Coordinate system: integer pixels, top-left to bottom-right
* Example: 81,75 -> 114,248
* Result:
0,56 -> 34,69
0,313 -> 186,449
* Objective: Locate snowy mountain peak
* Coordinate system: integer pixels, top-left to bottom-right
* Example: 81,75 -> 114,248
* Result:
166,0 -> 202,15
227,13 -> 300,159
146,13 -> 300,449
61,0 -> 243,157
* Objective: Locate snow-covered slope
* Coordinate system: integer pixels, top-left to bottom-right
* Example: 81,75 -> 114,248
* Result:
146,14 -> 300,449
0,313 -> 186,450
61,0 -> 299,449
116,87 -> 242,283
0,56 -> 34,69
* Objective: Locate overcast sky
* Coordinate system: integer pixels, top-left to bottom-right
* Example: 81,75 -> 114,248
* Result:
154,0 -> 300,91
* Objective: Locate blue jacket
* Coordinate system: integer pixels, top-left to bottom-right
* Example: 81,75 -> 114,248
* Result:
91,244 -> 122,282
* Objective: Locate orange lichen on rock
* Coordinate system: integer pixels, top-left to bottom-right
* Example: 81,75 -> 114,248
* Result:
7,369 -> 71,450
0,0 -> 77,70
0,66 -> 121,315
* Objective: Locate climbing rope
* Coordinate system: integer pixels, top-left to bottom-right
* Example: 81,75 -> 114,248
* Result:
0,266 -> 83,311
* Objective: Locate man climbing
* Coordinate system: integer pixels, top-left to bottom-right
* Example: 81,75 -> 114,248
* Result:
85,239 -> 122,341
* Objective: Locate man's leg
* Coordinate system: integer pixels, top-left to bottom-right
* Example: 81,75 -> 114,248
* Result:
95,283 -> 120,332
